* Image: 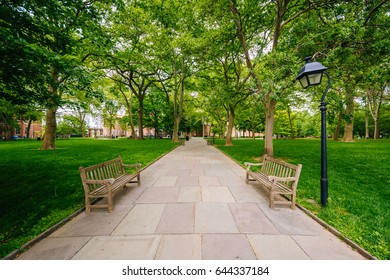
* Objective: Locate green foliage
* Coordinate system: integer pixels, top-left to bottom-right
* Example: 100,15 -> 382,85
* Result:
56,115 -> 80,135
215,138 -> 390,260
0,138 -> 179,258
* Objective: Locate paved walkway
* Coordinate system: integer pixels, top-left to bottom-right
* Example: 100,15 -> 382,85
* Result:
17,137 -> 366,260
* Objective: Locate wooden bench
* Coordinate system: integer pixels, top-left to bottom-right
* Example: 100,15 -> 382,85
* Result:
245,155 -> 302,209
79,156 -> 141,213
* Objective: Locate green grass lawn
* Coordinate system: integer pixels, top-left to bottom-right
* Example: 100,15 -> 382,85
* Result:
215,138 -> 390,260
0,138 -> 179,258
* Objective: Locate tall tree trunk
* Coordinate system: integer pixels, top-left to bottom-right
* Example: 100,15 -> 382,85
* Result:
154,122 -> 159,139
365,101 -> 370,139
367,88 -> 384,140
373,118 -> 379,139
125,73 -> 152,140
77,110 -> 86,138
333,113 -> 342,141
172,57 -> 185,143
262,0 -> 286,156
342,89 -> 355,142
41,68 -> 59,150
137,99 -> 144,139
343,123 -> 354,142
264,95 -> 276,157
225,106 -> 235,146
129,109 -> 136,139
26,118 -> 33,139
251,97 -> 260,139
173,115 -> 181,142
42,107 -> 57,149
119,85 -> 136,139
172,59 -> 179,142
0,111 -> 12,140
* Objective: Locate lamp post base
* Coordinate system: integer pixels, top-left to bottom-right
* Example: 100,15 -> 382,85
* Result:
320,178 -> 328,206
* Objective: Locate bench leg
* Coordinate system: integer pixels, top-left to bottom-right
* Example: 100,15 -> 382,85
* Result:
85,196 -> 91,213
245,173 -> 257,184
107,191 -> 113,213
291,193 -> 296,209
269,193 -> 274,209
269,188 -> 275,209
137,173 -> 141,186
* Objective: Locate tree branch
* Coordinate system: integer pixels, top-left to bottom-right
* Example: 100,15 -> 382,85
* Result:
364,0 -> 389,26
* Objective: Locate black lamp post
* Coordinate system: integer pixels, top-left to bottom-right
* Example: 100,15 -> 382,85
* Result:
296,56 -> 331,207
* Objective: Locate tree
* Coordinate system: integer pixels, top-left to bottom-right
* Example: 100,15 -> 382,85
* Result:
151,0 -> 209,142
102,99 -> 122,137
228,0 -> 319,156
235,95 -> 265,138
1,0 -> 120,149
143,89 -> 171,138
18,105 -> 44,139
219,53 -> 253,145
96,0 -> 179,140
366,86 -> 388,139
293,0 -> 390,142
0,100 -> 18,139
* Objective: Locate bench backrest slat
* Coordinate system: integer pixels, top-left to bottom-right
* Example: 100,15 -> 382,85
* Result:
261,155 -> 302,188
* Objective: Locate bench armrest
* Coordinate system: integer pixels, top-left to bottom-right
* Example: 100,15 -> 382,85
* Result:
244,162 -> 263,171
85,178 -> 115,185
122,163 -> 142,172
268,176 -> 297,182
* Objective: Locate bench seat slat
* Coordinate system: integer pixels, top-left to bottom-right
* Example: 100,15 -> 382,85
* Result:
249,172 -> 292,194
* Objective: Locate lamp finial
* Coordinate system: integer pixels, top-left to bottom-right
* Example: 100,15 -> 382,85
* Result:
304,56 -> 312,64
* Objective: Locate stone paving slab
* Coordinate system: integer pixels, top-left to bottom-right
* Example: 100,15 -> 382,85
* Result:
156,204 -> 195,234
175,176 -> 199,186
247,235 -> 310,260
195,203 -> 239,234
199,175 -> 221,186
292,235 -> 366,260
136,186 -> 180,203
153,176 -> 178,187
228,185 -> 268,203
17,237 -> 91,260
155,234 -> 202,260
72,236 -> 161,260
51,205 -> 134,237
177,187 -> 201,202
257,203 -> 330,236
201,186 -> 235,202
112,204 -> 165,235
202,234 -> 257,260
229,203 -> 279,234
15,137 -> 368,260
